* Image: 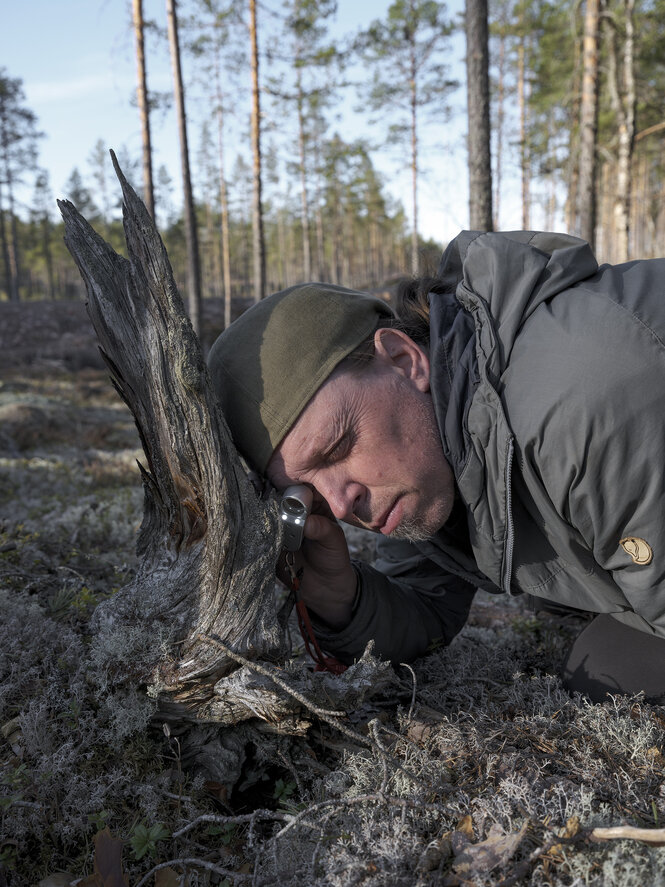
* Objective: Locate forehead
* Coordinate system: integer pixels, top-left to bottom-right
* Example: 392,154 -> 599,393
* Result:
266,368 -> 362,480
287,368 -> 355,445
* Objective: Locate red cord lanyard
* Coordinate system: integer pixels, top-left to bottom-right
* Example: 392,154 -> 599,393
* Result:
285,552 -> 348,675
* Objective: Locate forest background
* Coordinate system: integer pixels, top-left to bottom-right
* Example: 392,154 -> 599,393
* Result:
3,0 -> 665,330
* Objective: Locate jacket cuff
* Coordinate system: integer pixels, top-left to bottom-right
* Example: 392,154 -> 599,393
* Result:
307,564 -> 376,663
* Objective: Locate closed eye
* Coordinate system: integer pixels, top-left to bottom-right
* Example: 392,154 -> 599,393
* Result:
322,429 -> 354,465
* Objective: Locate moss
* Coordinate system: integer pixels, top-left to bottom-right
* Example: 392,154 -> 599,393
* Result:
4,368 -> 665,886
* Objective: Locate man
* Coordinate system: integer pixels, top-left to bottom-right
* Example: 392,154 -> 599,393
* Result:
208,230 -> 665,703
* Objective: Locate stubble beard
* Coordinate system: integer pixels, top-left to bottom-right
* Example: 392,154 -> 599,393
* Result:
387,402 -> 455,543
388,517 -> 435,543
387,502 -> 451,543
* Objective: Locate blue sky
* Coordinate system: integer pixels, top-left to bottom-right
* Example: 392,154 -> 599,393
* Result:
1,0 -> 491,242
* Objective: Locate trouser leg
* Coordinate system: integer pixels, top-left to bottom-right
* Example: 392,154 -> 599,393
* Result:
562,613 -> 665,703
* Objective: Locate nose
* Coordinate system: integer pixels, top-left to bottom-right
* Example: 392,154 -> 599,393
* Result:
316,475 -> 365,523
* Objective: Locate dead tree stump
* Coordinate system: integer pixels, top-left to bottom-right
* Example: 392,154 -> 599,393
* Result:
58,154 -> 393,742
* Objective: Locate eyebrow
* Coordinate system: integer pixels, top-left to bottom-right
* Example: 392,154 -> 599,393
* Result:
307,408 -> 349,468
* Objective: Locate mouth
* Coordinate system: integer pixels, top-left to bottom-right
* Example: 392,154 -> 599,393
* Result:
374,496 -> 403,536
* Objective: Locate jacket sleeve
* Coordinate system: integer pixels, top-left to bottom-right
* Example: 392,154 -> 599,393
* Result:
309,537 -> 476,664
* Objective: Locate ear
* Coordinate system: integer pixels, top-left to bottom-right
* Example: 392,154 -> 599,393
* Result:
373,328 -> 431,392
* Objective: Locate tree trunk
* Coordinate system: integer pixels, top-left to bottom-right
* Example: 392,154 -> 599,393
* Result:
1,148 -> 20,301
595,159 -> 605,259
57,155 -> 390,748
313,134 -> 325,280
517,39 -> 530,230
249,0 -> 266,301
297,70 -> 312,282
409,11 -> 419,277
166,0 -> 202,336
605,0 -> 635,262
41,214 -> 55,299
133,0 -> 155,220
565,30 -> 582,234
546,131 -> 557,230
493,29 -> 506,230
578,0 -> 601,247
0,181 -> 11,300
465,0 -> 493,231
213,53 -> 233,329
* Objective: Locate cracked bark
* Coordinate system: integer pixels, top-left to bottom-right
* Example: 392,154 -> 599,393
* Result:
57,154 -> 392,742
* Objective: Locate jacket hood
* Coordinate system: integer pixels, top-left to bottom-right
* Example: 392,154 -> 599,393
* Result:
437,231 -> 598,379
428,230 -> 599,592
428,290 -> 476,474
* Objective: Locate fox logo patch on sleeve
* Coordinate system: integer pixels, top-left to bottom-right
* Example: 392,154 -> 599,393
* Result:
620,536 -> 653,565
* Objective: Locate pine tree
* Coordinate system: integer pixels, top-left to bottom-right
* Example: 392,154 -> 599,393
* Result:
356,0 -> 456,275
31,169 -> 55,299
577,0 -> 601,246
269,0 -> 340,281
189,0 -> 245,327
466,0 -> 493,229
132,0 -> 156,219
166,0 -> 202,335
0,70 -> 42,301
64,168 -> 98,217
249,0 -> 266,301
88,138 -> 112,232
602,0 -> 636,260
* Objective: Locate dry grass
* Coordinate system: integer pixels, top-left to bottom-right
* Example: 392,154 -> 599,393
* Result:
1,338 -> 665,886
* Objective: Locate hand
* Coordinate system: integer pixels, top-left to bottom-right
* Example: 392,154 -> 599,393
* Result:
278,505 -> 357,630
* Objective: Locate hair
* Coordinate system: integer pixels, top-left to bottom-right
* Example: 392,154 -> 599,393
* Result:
340,276 -> 450,371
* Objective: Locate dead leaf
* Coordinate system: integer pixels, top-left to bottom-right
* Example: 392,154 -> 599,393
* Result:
456,815 -> 475,841
559,815 -> 581,838
93,828 -> 129,887
204,780 -> 229,804
406,720 -> 435,745
646,746 -> 664,764
453,822 -> 528,876
155,868 -> 181,887
450,815 -> 475,856
38,875 -> 75,887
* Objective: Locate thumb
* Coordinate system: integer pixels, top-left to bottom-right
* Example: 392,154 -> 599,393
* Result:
304,512 -> 344,544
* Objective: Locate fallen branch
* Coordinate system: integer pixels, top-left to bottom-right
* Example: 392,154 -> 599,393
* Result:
589,824 -> 665,845
134,857 -> 251,887
200,633 -> 425,787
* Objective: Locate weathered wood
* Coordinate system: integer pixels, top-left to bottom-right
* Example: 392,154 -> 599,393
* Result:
58,155 -> 393,739
58,153 -> 287,710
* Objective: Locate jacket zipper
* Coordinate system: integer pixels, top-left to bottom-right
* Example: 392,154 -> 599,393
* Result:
502,435 -> 515,594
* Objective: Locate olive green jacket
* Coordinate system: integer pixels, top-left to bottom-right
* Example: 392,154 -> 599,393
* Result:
315,230 -> 665,664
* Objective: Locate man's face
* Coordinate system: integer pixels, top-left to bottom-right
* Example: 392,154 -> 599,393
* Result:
266,329 -> 456,541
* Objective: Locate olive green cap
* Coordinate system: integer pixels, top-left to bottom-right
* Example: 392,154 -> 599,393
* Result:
207,283 -> 393,473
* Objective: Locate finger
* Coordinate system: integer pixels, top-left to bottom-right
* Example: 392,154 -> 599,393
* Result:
310,492 -> 336,519
303,512 -> 343,543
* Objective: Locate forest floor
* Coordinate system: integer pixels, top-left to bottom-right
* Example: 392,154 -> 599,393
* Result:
2,299 -> 665,887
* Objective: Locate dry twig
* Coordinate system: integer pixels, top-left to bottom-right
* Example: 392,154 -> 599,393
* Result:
199,633 -> 427,787
134,857 -> 251,887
